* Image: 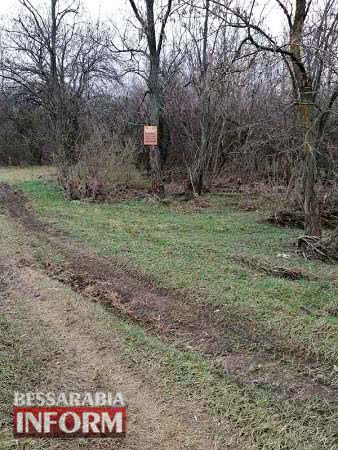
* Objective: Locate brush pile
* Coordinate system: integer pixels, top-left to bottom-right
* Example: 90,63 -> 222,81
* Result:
298,229 -> 338,262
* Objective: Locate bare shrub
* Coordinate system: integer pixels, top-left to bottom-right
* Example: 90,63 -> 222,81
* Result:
266,180 -> 338,230
57,124 -> 147,200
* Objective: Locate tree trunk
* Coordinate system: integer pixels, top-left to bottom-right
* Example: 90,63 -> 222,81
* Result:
50,0 -> 61,151
187,129 -> 208,196
149,146 -> 164,196
186,0 -> 210,197
148,58 -> 164,197
301,91 -> 321,236
288,0 -> 321,236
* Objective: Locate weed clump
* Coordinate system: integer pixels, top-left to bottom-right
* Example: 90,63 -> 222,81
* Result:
56,124 -> 147,200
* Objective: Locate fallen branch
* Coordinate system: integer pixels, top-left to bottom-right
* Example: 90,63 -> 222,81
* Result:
233,254 -> 311,280
298,231 -> 338,262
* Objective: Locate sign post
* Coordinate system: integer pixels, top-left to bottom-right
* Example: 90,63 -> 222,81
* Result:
144,126 -> 158,146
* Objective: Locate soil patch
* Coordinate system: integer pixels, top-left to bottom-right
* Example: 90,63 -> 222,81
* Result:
0,263 -> 217,449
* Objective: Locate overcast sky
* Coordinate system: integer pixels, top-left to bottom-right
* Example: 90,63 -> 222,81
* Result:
0,0 -> 126,19
0,0 -> 285,36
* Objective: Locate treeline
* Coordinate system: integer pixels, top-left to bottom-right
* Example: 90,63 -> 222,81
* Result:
0,0 -> 337,239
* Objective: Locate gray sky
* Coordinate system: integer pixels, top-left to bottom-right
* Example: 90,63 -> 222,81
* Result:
0,0 -> 126,19
0,0 -> 285,36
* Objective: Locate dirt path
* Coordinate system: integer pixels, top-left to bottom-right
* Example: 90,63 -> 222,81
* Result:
0,239 -> 220,449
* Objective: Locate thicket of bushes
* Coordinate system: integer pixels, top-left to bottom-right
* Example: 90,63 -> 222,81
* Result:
0,0 -> 337,209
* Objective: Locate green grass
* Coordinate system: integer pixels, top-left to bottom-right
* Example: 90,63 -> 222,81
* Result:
104,316 -> 338,450
11,178 -> 338,360
0,170 -> 337,449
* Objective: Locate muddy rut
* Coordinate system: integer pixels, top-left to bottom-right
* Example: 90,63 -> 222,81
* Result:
1,182 -> 338,405
0,263 -> 220,449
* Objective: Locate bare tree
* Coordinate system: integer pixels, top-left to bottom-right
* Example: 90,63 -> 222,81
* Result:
182,0 -> 212,195
1,0 -> 108,162
175,0 -> 256,196
126,0 -> 174,196
211,0 -> 338,236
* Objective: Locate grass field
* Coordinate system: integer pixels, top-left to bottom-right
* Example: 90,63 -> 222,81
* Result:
2,167 -> 337,360
0,166 -> 337,450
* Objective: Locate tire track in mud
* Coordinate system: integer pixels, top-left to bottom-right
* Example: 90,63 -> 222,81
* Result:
0,263 -> 220,450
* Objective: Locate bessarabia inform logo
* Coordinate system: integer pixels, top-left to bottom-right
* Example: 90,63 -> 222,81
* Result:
13,392 -> 126,438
